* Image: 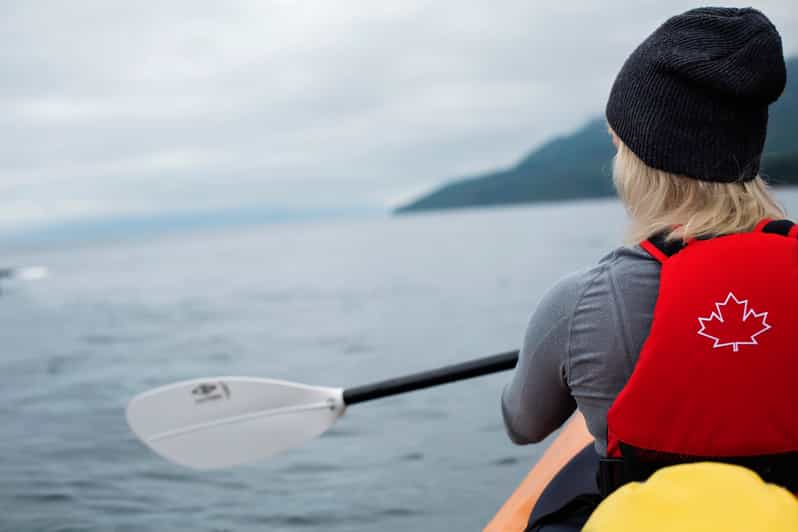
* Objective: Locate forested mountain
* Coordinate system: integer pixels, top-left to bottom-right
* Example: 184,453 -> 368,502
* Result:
397,58 -> 798,213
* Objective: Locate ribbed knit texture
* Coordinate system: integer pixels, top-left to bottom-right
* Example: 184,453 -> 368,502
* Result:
606,7 -> 786,182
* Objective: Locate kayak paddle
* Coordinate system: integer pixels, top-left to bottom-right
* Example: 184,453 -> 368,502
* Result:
126,350 -> 518,470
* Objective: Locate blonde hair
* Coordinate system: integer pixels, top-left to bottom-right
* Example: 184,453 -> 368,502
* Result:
612,137 -> 786,243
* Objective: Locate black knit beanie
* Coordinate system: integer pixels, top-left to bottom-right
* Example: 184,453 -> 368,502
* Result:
606,7 -> 786,182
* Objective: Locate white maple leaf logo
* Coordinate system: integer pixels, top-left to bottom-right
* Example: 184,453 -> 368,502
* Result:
697,292 -> 772,352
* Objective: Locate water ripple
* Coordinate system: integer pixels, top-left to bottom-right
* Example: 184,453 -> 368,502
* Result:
491,456 -> 520,466
14,492 -> 75,503
213,506 -> 423,528
279,461 -> 341,474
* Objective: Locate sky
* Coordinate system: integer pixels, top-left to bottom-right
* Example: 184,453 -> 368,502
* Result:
2,1 -> 797,234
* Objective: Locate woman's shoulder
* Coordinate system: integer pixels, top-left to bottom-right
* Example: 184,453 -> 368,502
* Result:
595,244 -> 662,276
546,245 -> 661,306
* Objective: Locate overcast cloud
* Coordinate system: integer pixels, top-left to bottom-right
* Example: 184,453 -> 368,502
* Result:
2,1 -> 797,232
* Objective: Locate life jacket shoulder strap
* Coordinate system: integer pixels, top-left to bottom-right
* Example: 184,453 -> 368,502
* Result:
640,232 -> 685,264
640,219 -> 798,264
758,218 -> 797,237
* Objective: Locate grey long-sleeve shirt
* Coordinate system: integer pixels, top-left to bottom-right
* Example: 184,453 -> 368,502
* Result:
501,245 -> 661,455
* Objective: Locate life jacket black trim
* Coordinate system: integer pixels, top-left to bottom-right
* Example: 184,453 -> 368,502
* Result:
642,231 -> 685,261
599,445 -> 798,497
761,219 -> 796,236
762,220 -> 795,236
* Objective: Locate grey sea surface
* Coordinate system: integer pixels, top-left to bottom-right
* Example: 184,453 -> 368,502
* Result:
3,191 -> 798,532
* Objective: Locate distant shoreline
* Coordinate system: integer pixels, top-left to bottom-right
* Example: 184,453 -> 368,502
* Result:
395,182 -> 798,216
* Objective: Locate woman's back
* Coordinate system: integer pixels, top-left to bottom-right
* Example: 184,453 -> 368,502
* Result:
502,244 -> 660,455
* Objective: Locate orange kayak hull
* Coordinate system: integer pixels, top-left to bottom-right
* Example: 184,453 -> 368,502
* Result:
484,413 -> 593,532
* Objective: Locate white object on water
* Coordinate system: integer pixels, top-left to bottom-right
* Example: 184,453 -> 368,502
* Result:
14,266 -> 49,281
126,377 -> 345,470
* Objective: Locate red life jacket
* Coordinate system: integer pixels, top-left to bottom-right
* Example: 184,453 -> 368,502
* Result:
606,219 -> 798,463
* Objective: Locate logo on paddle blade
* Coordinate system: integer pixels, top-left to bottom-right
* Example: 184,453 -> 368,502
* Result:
191,381 -> 231,404
697,292 -> 771,352
192,383 -> 217,396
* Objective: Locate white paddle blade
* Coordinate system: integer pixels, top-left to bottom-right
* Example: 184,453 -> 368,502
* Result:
126,377 -> 344,470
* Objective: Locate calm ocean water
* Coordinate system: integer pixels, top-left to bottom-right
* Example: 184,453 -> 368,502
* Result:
3,191 -> 798,532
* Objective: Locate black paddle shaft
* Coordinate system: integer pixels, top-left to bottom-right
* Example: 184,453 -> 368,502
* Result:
342,350 -> 519,406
